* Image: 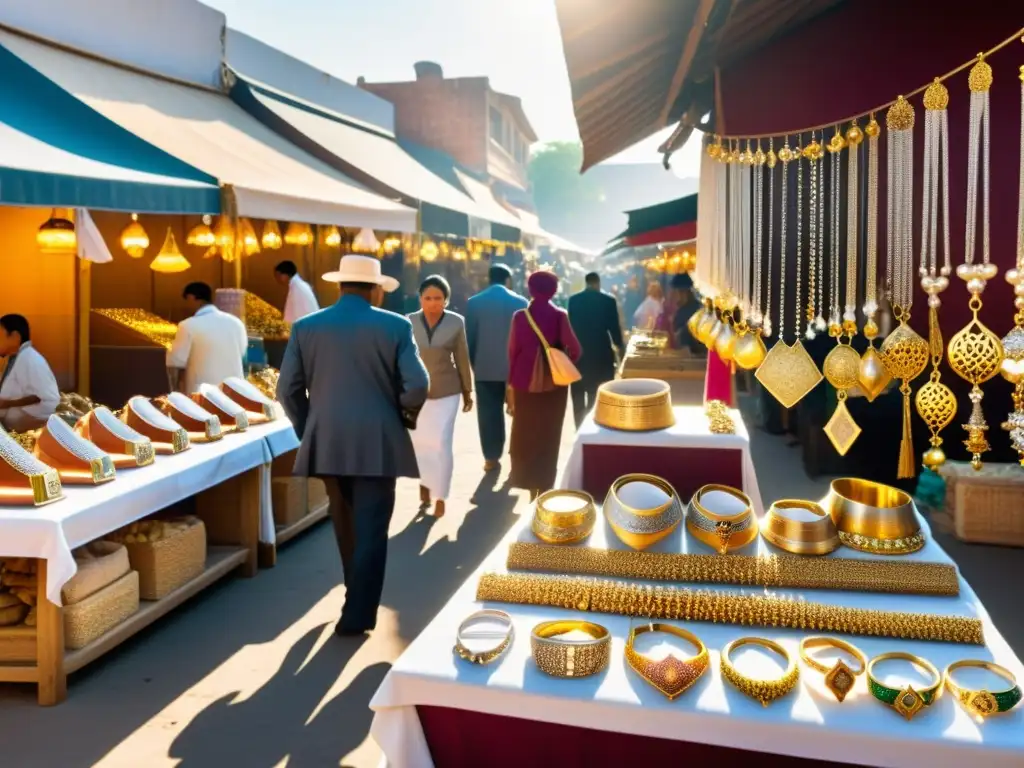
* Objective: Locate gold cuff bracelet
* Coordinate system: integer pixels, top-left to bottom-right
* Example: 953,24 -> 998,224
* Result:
761,500 -> 840,556
453,609 -> 514,665
531,620 -> 610,678
531,489 -> 596,545
686,484 -> 758,554
828,478 -> 924,554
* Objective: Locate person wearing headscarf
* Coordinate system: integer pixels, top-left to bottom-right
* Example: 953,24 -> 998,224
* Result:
507,271 -> 582,498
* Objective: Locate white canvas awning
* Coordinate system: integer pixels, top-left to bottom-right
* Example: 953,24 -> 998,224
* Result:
0,29 -> 416,231
453,170 -> 524,232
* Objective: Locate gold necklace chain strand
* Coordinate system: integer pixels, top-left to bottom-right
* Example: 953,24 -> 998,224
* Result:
1002,64 -> 1024,462
506,541 -> 960,597
476,573 -> 982,644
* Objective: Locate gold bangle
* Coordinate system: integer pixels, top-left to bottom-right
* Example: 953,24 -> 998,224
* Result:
761,500 -> 839,555
453,609 -> 514,665
828,478 -> 924,554
867,652 -> 942,720
686,484 -> 758,554
505,541 -> 960,596
530,620 -> 610,678
477,573 -> 983,644
944,660 -> 1022,717
625,623 -> 709,700
531,490 -> 596,544
798,636 -> 866,702
721,637 -> 799,706
604,474 -> 684,551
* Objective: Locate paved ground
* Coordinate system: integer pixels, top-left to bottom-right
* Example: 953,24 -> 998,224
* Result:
1,398 -> 1022,767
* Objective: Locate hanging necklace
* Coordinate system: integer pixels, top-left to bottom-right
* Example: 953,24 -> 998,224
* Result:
858,115 -> 891,401
756,137 -> 823,409
697,137 -> 728,346
803,133 -> 822,339
1002,64 -> 1024,464
914,79 -> 958,471
947,55 -> 1003,471
822,125 -> 862,455
880,96 -> 929,480
734,141 -> 769,370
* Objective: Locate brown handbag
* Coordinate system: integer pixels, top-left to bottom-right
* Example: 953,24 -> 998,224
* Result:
524,308 -> 581,387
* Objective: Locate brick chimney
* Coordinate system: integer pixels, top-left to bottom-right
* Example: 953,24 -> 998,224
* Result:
413,61 -> 444,81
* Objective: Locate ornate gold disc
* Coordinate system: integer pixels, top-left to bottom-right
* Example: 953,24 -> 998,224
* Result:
755,340 -> 823,409
823,344 -> 861,391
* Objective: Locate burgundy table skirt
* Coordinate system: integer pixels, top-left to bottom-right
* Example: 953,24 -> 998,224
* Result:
418,705 -> 847,767
581,444 -> 744,502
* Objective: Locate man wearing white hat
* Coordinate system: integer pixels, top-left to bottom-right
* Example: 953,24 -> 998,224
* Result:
277,254 -> 428,637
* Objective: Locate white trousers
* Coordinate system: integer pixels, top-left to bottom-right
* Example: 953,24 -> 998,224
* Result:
410,393 -> 460,500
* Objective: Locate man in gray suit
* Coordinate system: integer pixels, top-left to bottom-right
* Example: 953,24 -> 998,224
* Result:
466,264 -> 527,472
277,255 -> 428,637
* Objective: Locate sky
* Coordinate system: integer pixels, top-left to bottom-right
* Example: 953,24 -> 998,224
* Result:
201,0 -> 699,175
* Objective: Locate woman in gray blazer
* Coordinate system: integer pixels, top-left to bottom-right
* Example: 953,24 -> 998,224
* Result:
408,275 -> 473,517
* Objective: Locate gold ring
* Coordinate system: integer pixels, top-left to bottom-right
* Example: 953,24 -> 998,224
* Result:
867,652 -> 941,720
686,484 -> 758,554
761,500 -> 839,555
453,609 -> 513,665
721,637 -> 799,706
531,490 -> 596,544
828,478 -> 923,554
944,660 -> 1022,717
799,636 -> 866,702
625,622 -> 709,700
531,620 -> 610,678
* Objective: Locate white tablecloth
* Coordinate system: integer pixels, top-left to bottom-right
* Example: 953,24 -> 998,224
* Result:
558,405 -> 764,515
0,418 -> 298,605
370,508 -> 1024,767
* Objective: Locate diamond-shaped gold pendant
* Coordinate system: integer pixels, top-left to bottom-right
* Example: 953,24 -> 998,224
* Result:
755,340 -> 823,409
894,686 -> 925,720
824,400 -> 862,455
824,660 -> 856,702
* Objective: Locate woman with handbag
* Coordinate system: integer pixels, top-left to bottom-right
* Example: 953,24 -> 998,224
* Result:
507,270 -> 582,498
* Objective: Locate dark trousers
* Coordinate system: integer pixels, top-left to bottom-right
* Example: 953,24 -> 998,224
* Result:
476,380 -> 507,461
322,475 -> 397,631
571,373 -> 610,427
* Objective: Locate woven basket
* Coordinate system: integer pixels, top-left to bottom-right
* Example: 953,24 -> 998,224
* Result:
64,570 -> 139,649
940,461 -> 1024,546
124,518 -> 206,600
272,477 -> 309,526
594,379 -> 674,431
63,541 -> 130,606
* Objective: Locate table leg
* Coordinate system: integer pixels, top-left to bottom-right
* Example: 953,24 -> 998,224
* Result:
195,466 -> 261,578
36,560 -> 66,706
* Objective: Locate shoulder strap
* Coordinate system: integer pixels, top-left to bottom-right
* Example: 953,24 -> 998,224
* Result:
523,308 -> 551,352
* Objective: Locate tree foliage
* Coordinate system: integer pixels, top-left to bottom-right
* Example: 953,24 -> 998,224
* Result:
527,141 -> 601,231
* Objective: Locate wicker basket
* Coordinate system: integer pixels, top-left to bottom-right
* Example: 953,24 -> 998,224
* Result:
594,379 -> 674,431
308,478 -> 328,512
63,542 -> 130,606
272,477 -> 308,526
64,570 -> 139,649
939,461 -> 1024,547
124,518 -> 206,600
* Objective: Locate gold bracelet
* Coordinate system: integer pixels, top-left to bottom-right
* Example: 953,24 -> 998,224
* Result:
944,660 -> 1022,717
686,484 -> 758,554
531,490 -> 596,544
453,609 -> 514,665
477,572 -> 983,645
625,623 -> 709,700
505,542 -> 960,597
828,478 -> 924,554
530,620 -> 610,678
799,636 -> 866,702
867,652 -> 942,720
604,474 -> 684,551
761,500 -> 839,555
721,637 -> 799,706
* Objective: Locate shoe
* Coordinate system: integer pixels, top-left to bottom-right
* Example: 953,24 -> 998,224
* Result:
335,623 -> 371,638
483,460 -> 500,472
433,499 -> 446,518
420,485 -> 431,505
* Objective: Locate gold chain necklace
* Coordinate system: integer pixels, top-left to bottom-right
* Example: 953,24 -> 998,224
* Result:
1001,64 -> 1024,463
947,55 -> 1003,471
914,79 -> 958,471
734,140 -> 769,370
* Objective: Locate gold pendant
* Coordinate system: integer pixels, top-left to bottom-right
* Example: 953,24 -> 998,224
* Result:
880,316 -> 929,479
687,304 -> 706,340
858,345 -> 891,401
755,340 -> 823,409
697,309 -> 719,347
822,341 -> 862,455
1000,325 -> 1024,464
714,312 -> 738,362
915,373 -> 957,470
733,326 -> 767,370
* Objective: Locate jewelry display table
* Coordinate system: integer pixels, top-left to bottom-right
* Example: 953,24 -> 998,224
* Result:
0,417 -> 297,705
558,405 -> 763,515
370,510 -> 1024,767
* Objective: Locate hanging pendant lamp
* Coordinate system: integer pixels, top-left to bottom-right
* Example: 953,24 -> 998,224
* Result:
240,218 -> 261,256
36,208 -> 76,254
187,215 -> 216,248
420,240 -> 439,262
261,220 -> 283,250
352,227 -> 381,253
150,228 -> 191,273
120,213 -> 149,258
284,222 -> 314,246
322,225 -> 342,248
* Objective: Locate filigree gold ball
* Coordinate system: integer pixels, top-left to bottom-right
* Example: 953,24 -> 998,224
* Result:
923,446 -> 946,470
863,320 -> 879,340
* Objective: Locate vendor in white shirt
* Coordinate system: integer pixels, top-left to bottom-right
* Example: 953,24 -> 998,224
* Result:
166,282 -> 248,394
0,314 -> 60,431
274,260 -> 319,324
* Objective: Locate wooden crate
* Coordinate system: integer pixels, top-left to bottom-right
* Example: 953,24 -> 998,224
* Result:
940,461 -> 1024,546
272,477 -> 308,526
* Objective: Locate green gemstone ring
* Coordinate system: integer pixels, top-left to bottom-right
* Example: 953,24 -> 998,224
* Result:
944,660 -> 1023,718
867,652 -> 941,720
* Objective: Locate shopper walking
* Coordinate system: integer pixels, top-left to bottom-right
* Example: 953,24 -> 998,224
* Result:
277,255 -> 428,637
508,271 -> 581,498
408,275 -> 473,518
567,272 -> 624,426
465,264 -> 527,472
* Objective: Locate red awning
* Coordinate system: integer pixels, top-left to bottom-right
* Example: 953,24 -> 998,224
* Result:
625,220 -> 696,247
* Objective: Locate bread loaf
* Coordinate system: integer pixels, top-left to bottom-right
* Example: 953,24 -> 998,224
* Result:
0,602 -> 28,626
0,593 -> 21,609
